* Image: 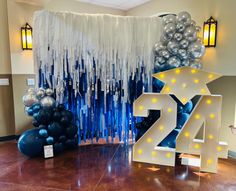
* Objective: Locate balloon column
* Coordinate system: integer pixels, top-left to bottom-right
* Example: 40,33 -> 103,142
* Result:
135,11 -> 204,148
18,88 -> 78,157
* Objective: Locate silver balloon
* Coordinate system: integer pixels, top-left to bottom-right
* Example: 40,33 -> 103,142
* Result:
190,20 -> 196,26
195,26 -> 201,32
184,26 -> 197,42
154,43 -> 165,53
180,39 -> 189,49
181,59 -> 190,66
176,22 -> 186,32
162,14 -> 176,26
190,60 -> 202,69
160,35 -> 171,45
164,23 -> 176,35
154,61 -> 161,68
176,11 -> 191,25
167,56 -> 181,67
167,41 -> 179,54
156,56 -> 166,64
40,96 -> 56,108
188,41 -> 206,59
45,88 -> 54,96
178,49 -> 188,60
27,88 -> 35,94
23,93 -> 39,107
159,50 -> 170,59
173,33 -> 183,41
36,88 -> 45,99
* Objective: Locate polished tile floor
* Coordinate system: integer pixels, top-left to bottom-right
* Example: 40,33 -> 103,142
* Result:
0,141 -> 236,191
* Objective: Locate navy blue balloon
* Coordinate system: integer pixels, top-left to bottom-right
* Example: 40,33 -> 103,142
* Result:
61,110 -> 73,122
32,104 -> 41,113
160,129 -> 179,148
53,111 -> 61,122
32,119 -> 40,127
54,142 -> 64,154
18,129 -> 44,157
177,105 -> 184,113
183,100 -> 193,114
65,139 -> 77,149
177,113 -> 190,129
60,116 -> 71,126
153,79 -> 165,91
59,135 -> 67,143
46,136 -> 54,144
66,124 -> 78,138
39,129 -> 48,138
37,108 -> 52,125
48,122 -> 63,137
57,104 -> 65,111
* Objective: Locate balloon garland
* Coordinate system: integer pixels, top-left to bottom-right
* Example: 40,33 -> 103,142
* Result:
135,11 -> 205,148
18,88 -> 78,157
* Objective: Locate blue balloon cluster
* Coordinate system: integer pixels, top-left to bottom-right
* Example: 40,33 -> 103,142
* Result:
18,89 -> 78,158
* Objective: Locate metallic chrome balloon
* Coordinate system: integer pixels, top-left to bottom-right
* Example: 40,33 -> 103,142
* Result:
176,11 -> 191,25
190,61 -> 202,69
173,33 -> 183,41
178,49 -> 188,60
159,50 -> 170,59
176,22 -> 186,33
40,96 -> 56,108
154,43 -> 165,53
190,20 -> 196,26
23,93 -> 39,107
160,35 -> 171,45
164,23 -> 176,35
156,56 -> 166,64
36,88 -> 45,99
27,88 -> 35,94
45,88 -> 54,96
167,41 -> 179,54
179,39 -> 189,49
188,41 -> 206,59
162,14 -> 176,26
184,26 -> 197,42
167,56 -> 181,67
195,26 -> 201,32
181,59 -> 190,66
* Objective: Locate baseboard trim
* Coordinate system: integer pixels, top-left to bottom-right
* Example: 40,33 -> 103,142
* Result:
0,135 -> 20,142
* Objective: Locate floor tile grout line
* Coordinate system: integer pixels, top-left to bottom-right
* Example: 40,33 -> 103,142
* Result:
93,144 -> 121,191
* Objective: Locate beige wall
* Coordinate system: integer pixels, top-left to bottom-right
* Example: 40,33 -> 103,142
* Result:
0,0 -> 11,74
127,0 -> 236,76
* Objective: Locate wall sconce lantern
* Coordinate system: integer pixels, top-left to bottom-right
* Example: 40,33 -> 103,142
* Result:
203,16 -> 217,47
21,23 -> 33,50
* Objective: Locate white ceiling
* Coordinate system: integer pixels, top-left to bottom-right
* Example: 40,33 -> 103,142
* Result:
78,0 -> 151,10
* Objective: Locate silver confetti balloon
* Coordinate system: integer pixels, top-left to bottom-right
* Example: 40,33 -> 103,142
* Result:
188,41 -> 206,59
176,11 -> 191,25
162,14 -> 176,26
40,96 -> 56,108
176,22 -> 186,32
164,23 -> 176,35
45,88 -> 54,96
23,93 -> 39,107
184,26 -> 197,42
173,33 -> 183,41
178,49 -> 188,60
36,88 -> 45,99
167,41 -> 179,54
179,39 -> 189,49
167,56 -> 181,67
